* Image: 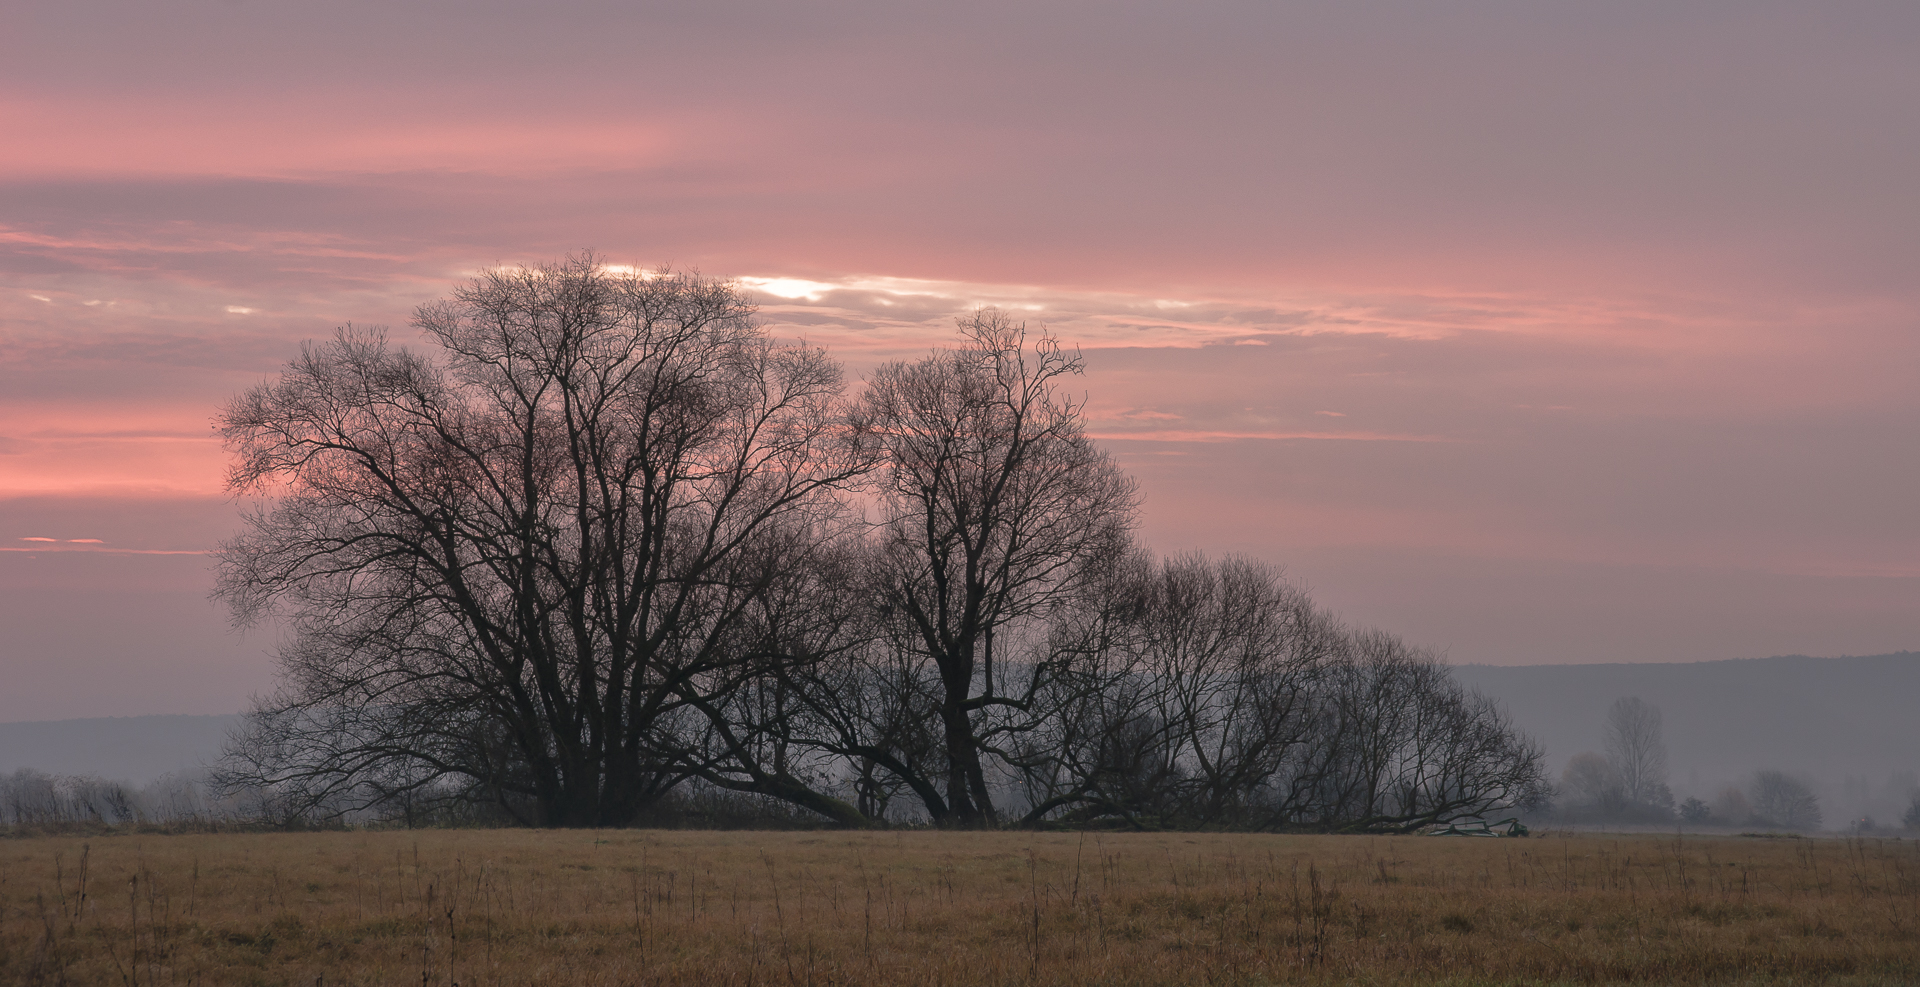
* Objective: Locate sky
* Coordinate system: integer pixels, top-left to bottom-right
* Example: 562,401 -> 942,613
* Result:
3,0 -> 1917,720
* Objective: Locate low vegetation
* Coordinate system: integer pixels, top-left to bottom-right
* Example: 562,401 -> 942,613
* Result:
5,828 -> 1918,985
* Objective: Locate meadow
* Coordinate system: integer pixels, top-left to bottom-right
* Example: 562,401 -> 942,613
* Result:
3,827 -> 1916,986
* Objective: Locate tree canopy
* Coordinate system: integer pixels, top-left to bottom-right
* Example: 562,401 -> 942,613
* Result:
216,254 -> 1545,830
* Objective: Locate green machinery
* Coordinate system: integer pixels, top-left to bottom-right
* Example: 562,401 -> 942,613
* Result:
1426,817 -> 1530,837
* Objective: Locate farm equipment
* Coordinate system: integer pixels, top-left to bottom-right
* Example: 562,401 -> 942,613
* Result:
1426,817 -> 1529,837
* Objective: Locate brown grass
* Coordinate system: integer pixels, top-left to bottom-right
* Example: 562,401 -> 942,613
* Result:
3,827 -> 1917,985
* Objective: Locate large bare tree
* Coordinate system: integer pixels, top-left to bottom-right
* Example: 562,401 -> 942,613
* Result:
214,255 -> 871,826
858,311 -> 1138,824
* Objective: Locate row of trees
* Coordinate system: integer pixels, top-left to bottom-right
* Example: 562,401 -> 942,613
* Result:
214,255 -> 1546,830
0,770 -> 216,828
1674,772 -> 1824,830
1556,696 -> 1828,830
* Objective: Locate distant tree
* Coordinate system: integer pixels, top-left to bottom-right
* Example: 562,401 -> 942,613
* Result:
1749,770 -> 1821,830
1678,796 -> 1711,824
1560,752 -> 1627,816
0,770 -> 145,826
1602,696 -> 1668,808
1902,792 -> 1920,832
1713,786 -> 1751,825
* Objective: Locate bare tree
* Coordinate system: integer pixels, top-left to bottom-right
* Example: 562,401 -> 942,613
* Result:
215,255 -> 872,827
1009,552 -> 1547,833
1602,696 -> 1668,808
857,311 -> 1138,824
1749,770 -> 1822,830
1287,631 -> 1545,832
1007,551 -> 1315,827
1713,786 -> 1752,824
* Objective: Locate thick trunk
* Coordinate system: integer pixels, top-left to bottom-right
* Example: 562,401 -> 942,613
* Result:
938,698 -> 997,826
939,703 -> 980,824
544,784 -> 603,827
931,628 -> 997,826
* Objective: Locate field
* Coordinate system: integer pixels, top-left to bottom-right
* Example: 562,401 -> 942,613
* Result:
3,828 -> 1917,986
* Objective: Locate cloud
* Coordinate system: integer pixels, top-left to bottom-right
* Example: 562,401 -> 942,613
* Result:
1091,430 -> 1455,444
0,0 -> 1916,675
0,494 -> 242,554
0,546 -> 208,555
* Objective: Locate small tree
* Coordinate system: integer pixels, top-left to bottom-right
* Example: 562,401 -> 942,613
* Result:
1713,786 -> 1751,825
1901,792 -> 1920,832
1749,770 -> 1821,831
1678,796 -> 1711,824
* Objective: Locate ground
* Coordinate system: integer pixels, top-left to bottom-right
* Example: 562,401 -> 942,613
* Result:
3,827 -> 1916,985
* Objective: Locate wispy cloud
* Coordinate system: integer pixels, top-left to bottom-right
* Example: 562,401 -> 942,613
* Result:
1,0 -> 1915,676
737,272 -> 1710,357
1090,429 -> 1457,444
0,546 -> 209,555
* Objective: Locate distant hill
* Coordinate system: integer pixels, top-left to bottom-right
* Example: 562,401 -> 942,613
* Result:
1451,652 -> 1920,822
0,714 -> 241,785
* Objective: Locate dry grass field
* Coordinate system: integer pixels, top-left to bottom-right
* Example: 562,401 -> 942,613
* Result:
3,827 -> 1917,986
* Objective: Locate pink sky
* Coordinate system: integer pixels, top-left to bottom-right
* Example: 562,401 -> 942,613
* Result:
4,1 -> 1917,719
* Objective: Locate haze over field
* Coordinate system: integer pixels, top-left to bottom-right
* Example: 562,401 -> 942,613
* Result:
1452,652 -> 1920,825
4,2 -> 1917,724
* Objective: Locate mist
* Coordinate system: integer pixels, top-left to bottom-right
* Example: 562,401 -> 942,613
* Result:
1452,652 -> 1920,830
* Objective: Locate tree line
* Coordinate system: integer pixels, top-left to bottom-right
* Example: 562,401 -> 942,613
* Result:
1554,696 -> 1838,831
0,770 -> 218,828
213,254 -> 1546,830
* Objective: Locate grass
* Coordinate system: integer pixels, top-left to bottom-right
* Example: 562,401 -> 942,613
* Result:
3,827 -> 1917,985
